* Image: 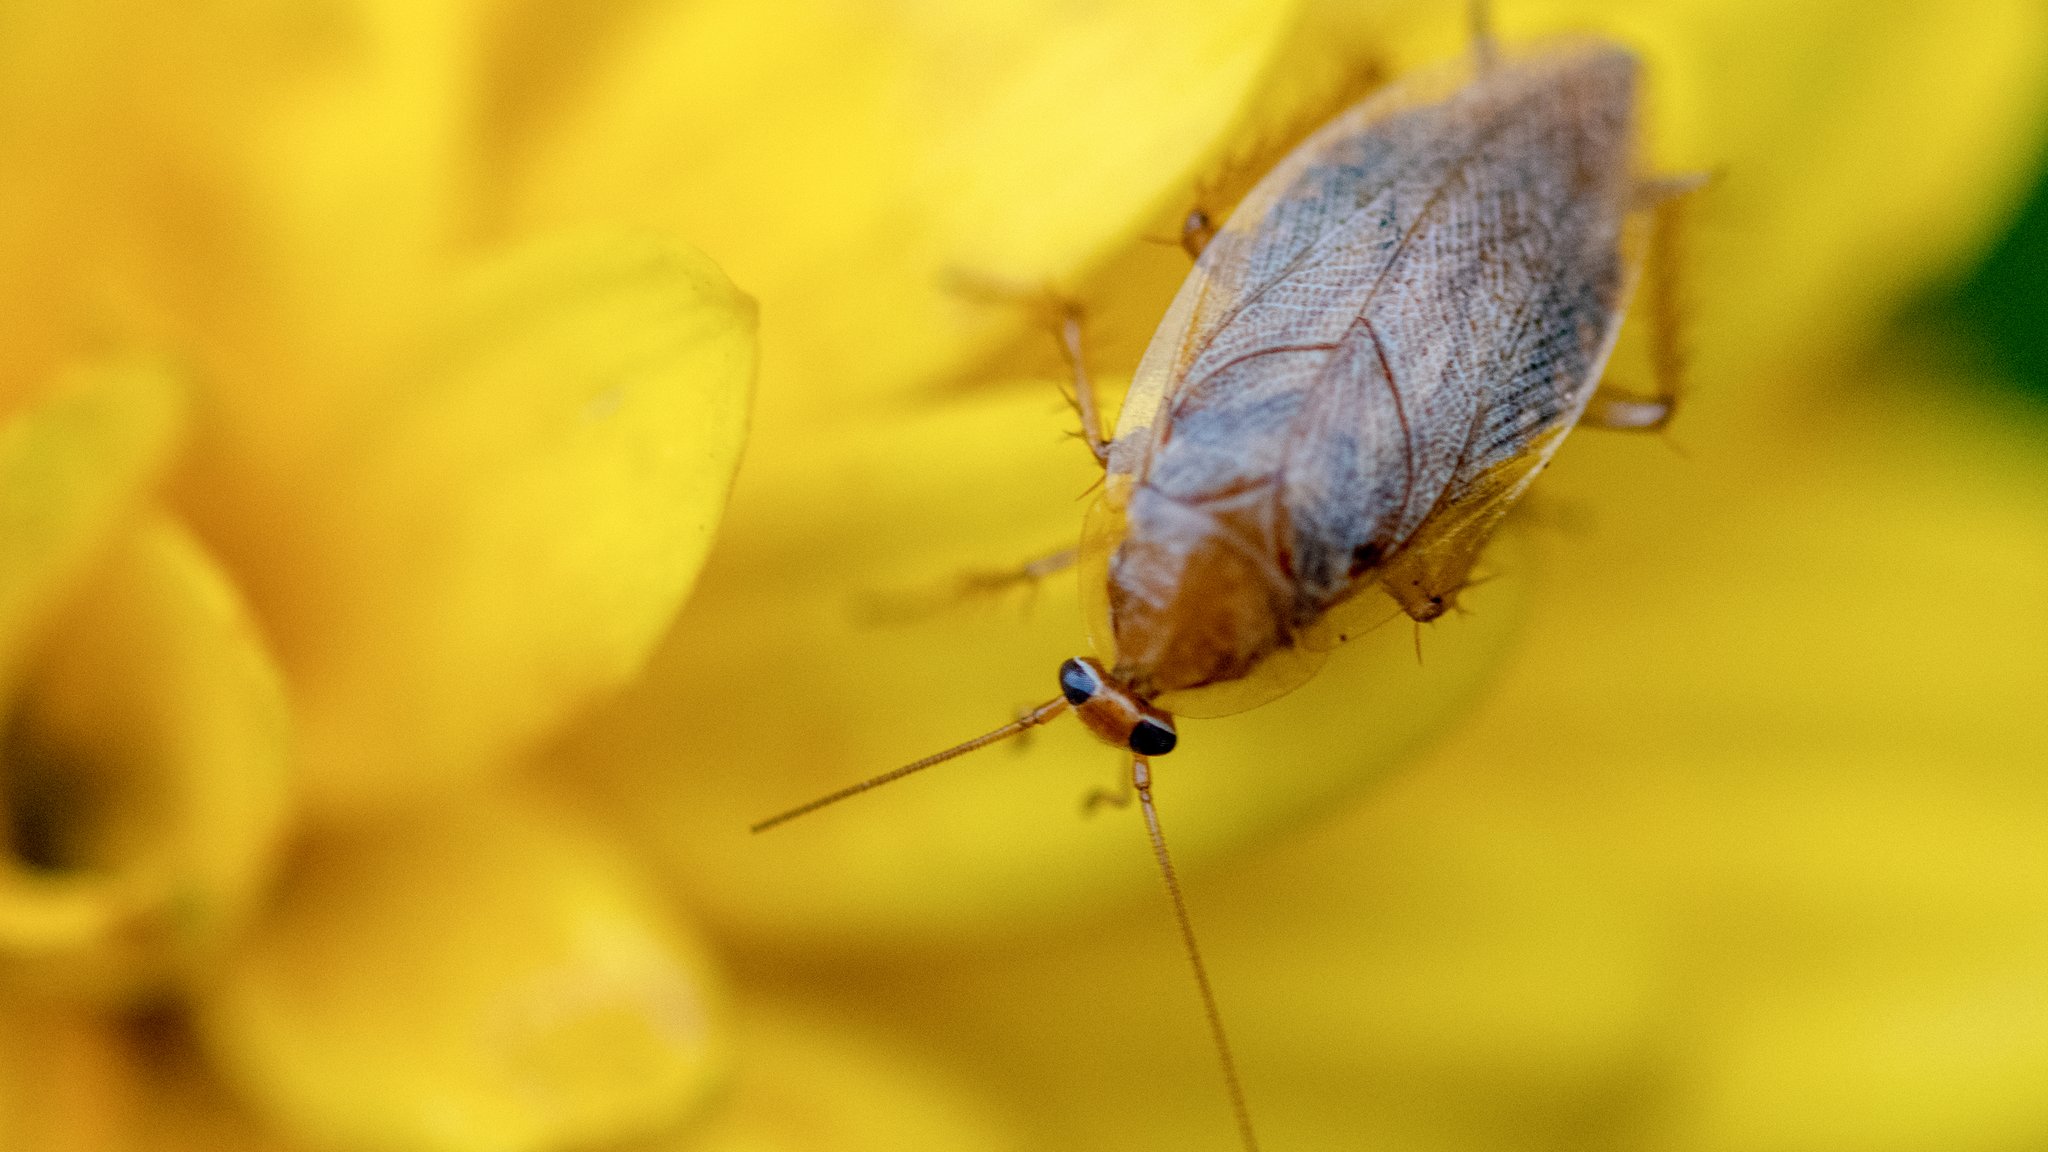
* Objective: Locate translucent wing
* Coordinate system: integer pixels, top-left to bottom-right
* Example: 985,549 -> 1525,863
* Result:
1099,42 -> 1640,705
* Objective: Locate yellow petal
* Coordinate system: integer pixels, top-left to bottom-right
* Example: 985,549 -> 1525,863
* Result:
839,769 -> 1660,1151
0,1004 -> 303,1152
132,1016 -> 305,1152
1,513 -> 292,997
0,1002 -> 135,1152
275,231 -> 754,815
504,0 -> 1303,423
200,791 -> 726,1152
0,12 -> 110,406
0,354 -> 184,692
0,1 -> 478,463
1433,375 -> 2048,1151
682,1001 -> 1018,1152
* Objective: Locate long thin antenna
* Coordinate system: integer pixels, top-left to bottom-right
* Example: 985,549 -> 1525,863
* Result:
1133,756 -> 1260,1152
751,697 -> 1070,833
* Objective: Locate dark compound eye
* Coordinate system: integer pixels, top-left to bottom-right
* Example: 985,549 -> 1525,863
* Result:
1128,718 -> 1177,757
1058,658 -> 1098,706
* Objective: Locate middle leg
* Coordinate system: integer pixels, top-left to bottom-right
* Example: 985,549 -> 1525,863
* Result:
1582,178 -> 1702,433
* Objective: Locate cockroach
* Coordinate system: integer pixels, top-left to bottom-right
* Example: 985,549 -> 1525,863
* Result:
756,5 -> 1701,1149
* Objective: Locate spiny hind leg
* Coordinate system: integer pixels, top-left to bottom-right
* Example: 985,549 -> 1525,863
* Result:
1378,521 -> 1497,624
944,272 -> 1111,467
1582,177 -> 1707,433
1380,552 -> 1481,624
1377,450 -> 1549,622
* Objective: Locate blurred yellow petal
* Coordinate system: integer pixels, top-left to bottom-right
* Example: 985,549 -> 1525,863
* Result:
848,769 -> 1659,1152
131,1014 -> 303,1152
271,231 -> 755,814
0,1002 -> 134,1152
0,1 -> 482,465
2,514 -> 292,997
0,1007 -> 305,1152
82,0 -> 476,452
0,355 -> 184,690
1463,377 -> 2048,1152
0,13 -> 114,406
201,791 -> 726,1152
679,1001 -> 1019,1152
505,0 -> 1304,421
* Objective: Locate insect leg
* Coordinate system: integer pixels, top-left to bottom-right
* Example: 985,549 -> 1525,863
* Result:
1176,206 -> 1219,260
854,545 -> 1078,624
1582,181 -> 1699,433
1132,756 -> 1260,1152
1580,389 -> 1674,432
1080,758 -> 1133,814
1053,300 -> 1112,467
1377,446 -> 1549,623
942,271 -> 1111,468
1633,171 -> 1713,209
969,545 -> 1079,598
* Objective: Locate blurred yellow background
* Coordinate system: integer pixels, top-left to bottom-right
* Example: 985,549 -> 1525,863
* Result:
2,2 -> 2046,1150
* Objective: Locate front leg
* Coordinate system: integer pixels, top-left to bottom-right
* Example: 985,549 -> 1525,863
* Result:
855,544 -> 1079,624
944,272 -> 1113,469
1052,300 -> 1111,467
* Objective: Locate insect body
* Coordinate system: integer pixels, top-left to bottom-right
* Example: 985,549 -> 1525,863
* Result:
1108,42 -> 1639,701
759,17 -> 1694,1152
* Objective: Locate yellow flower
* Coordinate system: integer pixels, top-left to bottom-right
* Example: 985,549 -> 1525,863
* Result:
2,4 -> 756,1151
2,2 -> 2045,1152
1,357 -> 289,1002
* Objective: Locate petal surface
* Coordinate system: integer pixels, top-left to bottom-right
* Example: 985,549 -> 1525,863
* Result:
276,232 -> 754,814
2,514 -> 292,998
201,791 -> 726,1152
504,0 -> 1304,421
684,1001 -> 1020,1152
0,355 -> 185,691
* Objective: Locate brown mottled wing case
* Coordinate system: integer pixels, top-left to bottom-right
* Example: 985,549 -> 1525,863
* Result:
1117,44 -> 1637,623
